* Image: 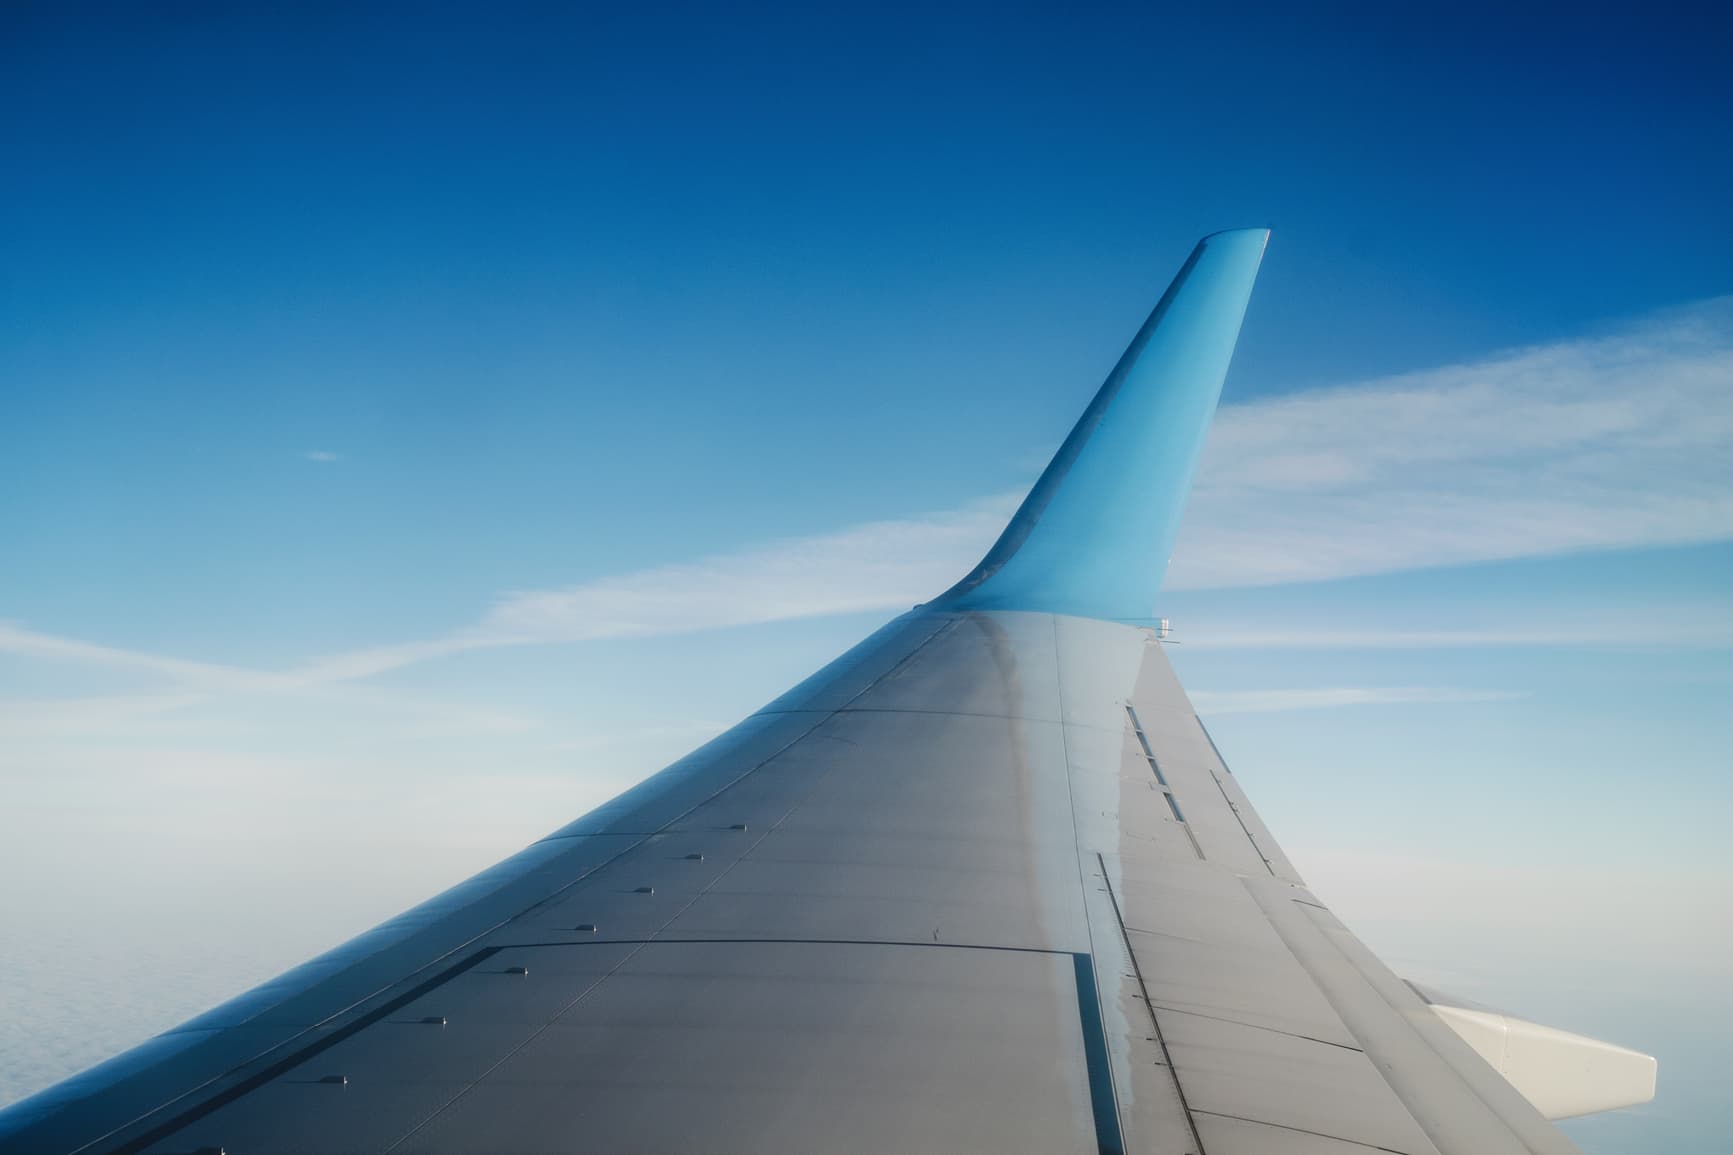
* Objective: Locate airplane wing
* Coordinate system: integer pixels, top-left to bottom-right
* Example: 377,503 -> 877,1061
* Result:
0,229 -> 1654,1155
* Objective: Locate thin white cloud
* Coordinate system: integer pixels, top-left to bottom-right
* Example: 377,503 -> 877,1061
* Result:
0,622 -> 538,738
1168,296 -> 1733,589
304,450 -> 339,463
453,293 -> 1733,654
0,693 -> 209,737
0,622 -> 266,686
475,498 -> 1016,644
3,297 -> 1730,699
1176,609 -> 1733,651
1189,686 -> 1525,715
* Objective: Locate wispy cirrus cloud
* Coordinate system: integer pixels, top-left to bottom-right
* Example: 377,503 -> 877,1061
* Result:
3,297 -> 1731,700
459,293 -> 1733,656
304,450 -> 339,463
476,499 -> 1015,643
1168,296 -> 1733,589
1175,612 -> 1733,651
0,624 -> 270,688
1,498 -> 1020,699
1189,686 -> 1526,715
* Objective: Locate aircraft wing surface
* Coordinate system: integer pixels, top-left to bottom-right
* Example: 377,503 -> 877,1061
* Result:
0,230 -> 1649,1154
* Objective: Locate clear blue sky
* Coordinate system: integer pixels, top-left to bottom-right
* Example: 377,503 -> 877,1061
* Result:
2,4 -> 1730,1152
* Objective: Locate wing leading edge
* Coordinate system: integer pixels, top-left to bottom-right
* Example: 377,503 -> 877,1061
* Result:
0,231 -> 1652,1155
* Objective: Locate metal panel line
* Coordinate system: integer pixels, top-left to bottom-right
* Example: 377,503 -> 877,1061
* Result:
1095,852 -> 1206,1155
1072,952 -> 1127,1155
102,949 -> 503,1155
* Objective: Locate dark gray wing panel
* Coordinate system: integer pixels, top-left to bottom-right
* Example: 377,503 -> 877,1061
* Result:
0,609 -> 1585,1155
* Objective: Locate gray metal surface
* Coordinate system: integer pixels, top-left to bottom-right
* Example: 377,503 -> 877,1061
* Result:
0,607 -> 1586,1154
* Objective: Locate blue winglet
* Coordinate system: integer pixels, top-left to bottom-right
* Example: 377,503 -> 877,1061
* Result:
935,228 -> 1268,622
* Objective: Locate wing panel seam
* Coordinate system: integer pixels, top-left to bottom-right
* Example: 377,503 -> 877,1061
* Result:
1096,851 -> 1207,1155
99,948 -> 502,1155
1190,1109 -> 1418,1155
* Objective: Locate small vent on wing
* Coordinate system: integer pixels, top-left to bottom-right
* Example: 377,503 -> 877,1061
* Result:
1125,704 -> 1203,859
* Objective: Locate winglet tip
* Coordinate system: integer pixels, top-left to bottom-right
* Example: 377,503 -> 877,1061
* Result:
935,228 -> 1269,621
1199,226 -> 1272,257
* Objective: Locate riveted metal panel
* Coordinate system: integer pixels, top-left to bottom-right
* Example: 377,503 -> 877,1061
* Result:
1128,643 -> 1302,881
143,1079 -> 468,1155
396,941 -> 1100,1155
660,708 -> 1087,953
540,711 -> 831,839
1195,1111 -> 1430,1154
839,610 -> 1064,724
1247,878 -> 1581,1155
1065,720 -> 1207,864
754,611 -> 956,715
1160,1011 -> 1441,1155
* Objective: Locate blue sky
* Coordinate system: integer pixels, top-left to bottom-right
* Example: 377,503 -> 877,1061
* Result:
2,3 -> 1731,1151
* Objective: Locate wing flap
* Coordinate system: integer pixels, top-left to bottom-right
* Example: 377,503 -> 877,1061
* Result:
1246,879 -> 1580,1155
152,942 -> 1109,1155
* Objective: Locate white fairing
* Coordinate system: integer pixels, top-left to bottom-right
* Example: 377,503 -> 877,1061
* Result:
1414,984 -> 1657,1119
